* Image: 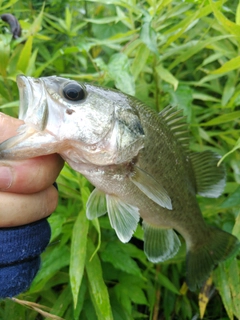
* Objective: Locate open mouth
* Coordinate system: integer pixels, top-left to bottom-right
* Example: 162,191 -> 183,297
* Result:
17,75 -> 32,121
16,75 -> 48,131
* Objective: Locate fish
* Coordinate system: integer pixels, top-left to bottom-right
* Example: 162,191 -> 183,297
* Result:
0,75 -> 239,291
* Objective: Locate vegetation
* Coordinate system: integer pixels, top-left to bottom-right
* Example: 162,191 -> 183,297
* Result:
0,0 -> 240,319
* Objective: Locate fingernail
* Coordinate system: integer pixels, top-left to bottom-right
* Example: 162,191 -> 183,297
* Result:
0,166 -> 13,190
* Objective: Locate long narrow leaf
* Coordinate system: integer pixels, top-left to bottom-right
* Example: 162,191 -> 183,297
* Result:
70,210 -> 89,308
86,240 -> 113,320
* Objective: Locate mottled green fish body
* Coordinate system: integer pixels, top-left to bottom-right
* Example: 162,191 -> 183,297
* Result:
0,75 -> 239,290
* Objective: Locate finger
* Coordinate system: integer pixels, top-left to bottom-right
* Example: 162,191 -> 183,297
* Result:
0,154 -> 64,193
0,185 -> 58,227
0,113 -> 23,141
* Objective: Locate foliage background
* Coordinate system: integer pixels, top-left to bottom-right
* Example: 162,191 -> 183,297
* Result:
1,0 -> 240,319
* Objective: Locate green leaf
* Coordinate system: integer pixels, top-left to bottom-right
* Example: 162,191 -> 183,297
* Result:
162,3 -> 213,49
211,56 -> 240,75
73,278 -> 87,320
140,15 -> 158,54
232,213 -> 240,238
155,64 -> 178,90
213,259 -> 240,320
100,241 -> 142,277
0,100 -> 19,109
163,84 -> 193,121
17,36 -> 33,73
220,186 -> 240,209
89,218 -> 102,260
1,299 -> 25,320
168,35 -> 230,71
0,0 -> 18,11
81,186 -> 91,210
86,16 -> 121,24
48,212 -> 67,241
228,259 -> 240,317
118,273 -> 148,305
192,92 -> 220,102
219,137 -> 240,165
26,48 -> 38,75
222,74 -> 236,106
158,272 -> 180,295
131,43 -> 150,79
210,0 -> 240,37
202,111 -> 240,126
115,283 -> 148,305
108,53 -> 135,95
70,210 -> 89,308
236,1 -> 240,25
0,37 -> 10,78
50,285 -> 73,317
86,240 -> 113,320
114,284 -> 132,315
29,245 -> 70,293
65,6 -> 72,31
27,4 -> 44,36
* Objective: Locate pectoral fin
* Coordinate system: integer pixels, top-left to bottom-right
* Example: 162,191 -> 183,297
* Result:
143,221 -> 181,262
86,188 -> 107,219
106,195 -> 140,243
130,166 -> 172,210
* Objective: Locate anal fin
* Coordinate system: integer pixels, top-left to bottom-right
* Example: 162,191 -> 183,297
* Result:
143,221 -> 181,262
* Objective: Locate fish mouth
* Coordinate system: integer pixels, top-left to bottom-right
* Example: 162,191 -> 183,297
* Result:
0,76 -> 56,160
16,75 -> 48,131
17,75 -> 33,120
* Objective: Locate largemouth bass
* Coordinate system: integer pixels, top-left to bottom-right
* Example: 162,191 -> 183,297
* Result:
0,75 -> 239,290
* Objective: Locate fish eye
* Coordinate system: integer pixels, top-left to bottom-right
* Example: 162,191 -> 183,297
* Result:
63,83 -> 85,101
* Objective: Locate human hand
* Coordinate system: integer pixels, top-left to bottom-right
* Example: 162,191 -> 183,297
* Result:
0,113 -> 64,227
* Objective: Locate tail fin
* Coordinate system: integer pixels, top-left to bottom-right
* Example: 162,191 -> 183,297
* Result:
186,226 -> 240,291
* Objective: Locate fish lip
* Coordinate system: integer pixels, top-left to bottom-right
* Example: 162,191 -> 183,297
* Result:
16,75 -> 48,131
17,74 -> 32,120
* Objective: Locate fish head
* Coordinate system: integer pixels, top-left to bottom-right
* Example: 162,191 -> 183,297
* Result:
0,76 -> 145,167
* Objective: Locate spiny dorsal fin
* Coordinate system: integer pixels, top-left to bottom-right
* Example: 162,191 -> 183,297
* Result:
190,150 -> 226,198
159,106 -> 189,151
142,221 -> 181,262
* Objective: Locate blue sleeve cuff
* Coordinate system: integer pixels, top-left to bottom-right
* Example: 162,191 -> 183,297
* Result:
0,218 -> 51,298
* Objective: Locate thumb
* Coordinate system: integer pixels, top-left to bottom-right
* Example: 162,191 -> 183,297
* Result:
0,113 -> 24,142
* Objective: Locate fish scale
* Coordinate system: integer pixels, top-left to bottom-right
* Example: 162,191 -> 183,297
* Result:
0,75 -> 239,291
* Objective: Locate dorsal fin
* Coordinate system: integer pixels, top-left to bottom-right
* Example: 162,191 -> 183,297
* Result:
190,150 -> 226,198
159,106 -> 189,151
